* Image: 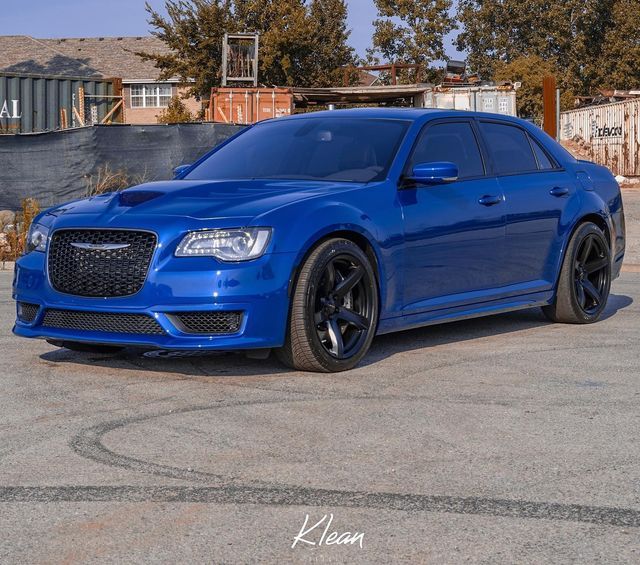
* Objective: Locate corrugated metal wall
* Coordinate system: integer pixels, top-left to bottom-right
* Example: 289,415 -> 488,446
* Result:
560,98 -> 640,176
0,73 -> 117,134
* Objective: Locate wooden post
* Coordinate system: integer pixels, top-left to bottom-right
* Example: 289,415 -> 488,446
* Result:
391,63 -> 397,85
543,76 -> 557,139
100,99 -> 123,124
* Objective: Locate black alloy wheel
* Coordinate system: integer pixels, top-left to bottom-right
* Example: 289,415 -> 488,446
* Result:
542,222 -> 611,323
277,238 -> 379,372
313,255 -> 375,359
573,233 -> 610,315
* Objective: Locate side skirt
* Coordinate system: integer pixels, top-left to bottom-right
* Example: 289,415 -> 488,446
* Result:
376,291 -> 553,335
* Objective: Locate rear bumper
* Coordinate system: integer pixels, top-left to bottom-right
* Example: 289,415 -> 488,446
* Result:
12,250 -> 295,350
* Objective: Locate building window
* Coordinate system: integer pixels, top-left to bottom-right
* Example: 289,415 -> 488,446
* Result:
130,84 -> 172,108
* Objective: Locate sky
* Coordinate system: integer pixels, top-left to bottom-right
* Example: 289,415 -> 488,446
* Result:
1,0 -> 463,60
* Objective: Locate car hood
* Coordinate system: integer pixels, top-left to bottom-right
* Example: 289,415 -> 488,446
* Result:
44,179 -> 364,224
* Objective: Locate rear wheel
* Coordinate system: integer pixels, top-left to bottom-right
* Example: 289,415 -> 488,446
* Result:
542,222 -> 611,323
277,238 -> 379,372
46,340 -> 124,354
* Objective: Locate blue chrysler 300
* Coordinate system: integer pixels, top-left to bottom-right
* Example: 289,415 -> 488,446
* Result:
13,109 -> 625,372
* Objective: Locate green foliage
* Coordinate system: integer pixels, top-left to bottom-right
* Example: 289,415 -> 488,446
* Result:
156,95 -> 194,123
493,56 -> 575,119
594,0 -> 640,89
140,0 -> 236,98
456,0 -> 640,95
368,0 -> 455,82
141,0 -> 357,94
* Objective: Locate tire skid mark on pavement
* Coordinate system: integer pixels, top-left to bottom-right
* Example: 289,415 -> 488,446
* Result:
0,485 -> 638,528
58,399 -> 640,528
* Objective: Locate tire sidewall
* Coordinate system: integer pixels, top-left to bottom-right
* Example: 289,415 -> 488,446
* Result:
301,240 -> 379,371
565,224 -> 611,323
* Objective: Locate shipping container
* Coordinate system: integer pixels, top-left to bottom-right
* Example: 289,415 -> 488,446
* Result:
415,84 -> 519,117
560,98 -> 640,176
209,87 -> 293,124
0,72 -> 122,134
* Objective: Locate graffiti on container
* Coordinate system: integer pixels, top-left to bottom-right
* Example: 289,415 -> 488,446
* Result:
591,120 -> 622,139
562,121 -> 574,139
0,100 -> 21,119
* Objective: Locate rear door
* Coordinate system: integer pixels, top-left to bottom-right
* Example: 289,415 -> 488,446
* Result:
477,120 -> 577,290
398,119 -> 507,313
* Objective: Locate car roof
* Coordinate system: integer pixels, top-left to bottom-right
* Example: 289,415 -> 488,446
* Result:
278,107 -> 530,127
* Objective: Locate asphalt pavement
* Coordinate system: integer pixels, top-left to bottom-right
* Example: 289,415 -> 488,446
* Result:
0,192 -> 638,563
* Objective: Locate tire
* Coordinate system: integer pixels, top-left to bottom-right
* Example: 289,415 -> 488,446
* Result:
542,222 -> 611,323
276,238 -> 379,372
46,340 -> 124,354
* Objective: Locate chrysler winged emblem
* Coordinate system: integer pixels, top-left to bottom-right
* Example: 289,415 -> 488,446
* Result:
70,242 -> 131,251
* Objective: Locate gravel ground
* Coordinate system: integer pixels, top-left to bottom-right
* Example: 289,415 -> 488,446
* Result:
0,193 -> 638,563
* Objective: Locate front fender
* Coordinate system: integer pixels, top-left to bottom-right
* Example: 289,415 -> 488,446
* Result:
258,189 -> 404,319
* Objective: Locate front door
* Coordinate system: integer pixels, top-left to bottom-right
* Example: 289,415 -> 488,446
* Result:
399,120 -> 507,314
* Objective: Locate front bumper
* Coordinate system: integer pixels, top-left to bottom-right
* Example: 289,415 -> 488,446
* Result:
12,250 -> 295,350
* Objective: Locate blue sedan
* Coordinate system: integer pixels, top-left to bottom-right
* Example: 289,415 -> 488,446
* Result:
13,109 -> 626,372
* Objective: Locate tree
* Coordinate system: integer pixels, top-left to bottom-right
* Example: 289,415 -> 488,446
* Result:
493,55 -> 574,119
140,0 -> 357,94
593,0 -> 640,89
305,0 -> 357,86
156,96 -> 194,123
368,0 -> 455,82
140,0 -> 236,97
233,0 -> 313,86
455,0 -> 639,95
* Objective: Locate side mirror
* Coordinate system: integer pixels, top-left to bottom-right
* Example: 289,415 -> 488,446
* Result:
173,164 -> 191,178
406,161 -> 458,185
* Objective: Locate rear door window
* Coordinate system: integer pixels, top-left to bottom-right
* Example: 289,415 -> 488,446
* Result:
479,122 -> 538,175
529,134 -> 557,170
407,121 -> 485,179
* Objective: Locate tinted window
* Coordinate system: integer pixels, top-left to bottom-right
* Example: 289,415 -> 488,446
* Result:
529,134 -> 556,170
408,122 -> 484,179
185,118 -> 409,183
479,122 -> 538,175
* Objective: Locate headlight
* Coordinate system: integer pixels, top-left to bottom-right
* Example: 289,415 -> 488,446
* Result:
175,228 -> 272,261
26,223 -> 49,253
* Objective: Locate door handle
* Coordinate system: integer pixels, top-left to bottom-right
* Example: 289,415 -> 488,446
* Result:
549,186 -> 570,197
478,194 -> 502,206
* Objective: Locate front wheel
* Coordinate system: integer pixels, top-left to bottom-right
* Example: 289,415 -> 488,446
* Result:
542,222 -> 611,323
277,238 -> 379,372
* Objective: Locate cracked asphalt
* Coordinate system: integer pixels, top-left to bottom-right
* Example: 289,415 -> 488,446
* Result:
0,190 -> 639,563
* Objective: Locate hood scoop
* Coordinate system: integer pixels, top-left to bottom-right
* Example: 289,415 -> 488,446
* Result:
118,190 -> 164,207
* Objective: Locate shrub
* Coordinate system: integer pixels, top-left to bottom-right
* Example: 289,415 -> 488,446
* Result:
0,198 -> 40,263
156,96 -> 194,124
84,164 -> 150,196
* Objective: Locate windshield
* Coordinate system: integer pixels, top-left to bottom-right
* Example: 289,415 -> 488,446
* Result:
184,117 -> 410,183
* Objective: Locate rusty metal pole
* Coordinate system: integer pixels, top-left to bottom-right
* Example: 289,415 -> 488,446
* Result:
391,64 -> 397,86
543,76 -> 557,138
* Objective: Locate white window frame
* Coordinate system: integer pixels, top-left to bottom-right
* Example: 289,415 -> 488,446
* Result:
130,83 -> 172,108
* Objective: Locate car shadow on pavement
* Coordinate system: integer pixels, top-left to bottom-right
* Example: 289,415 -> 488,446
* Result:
39,294 -> 633,378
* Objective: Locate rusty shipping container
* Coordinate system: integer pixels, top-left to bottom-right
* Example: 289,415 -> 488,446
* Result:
560,98 -> 640,176
0,72 -> 121,134
209,87 -> 293,124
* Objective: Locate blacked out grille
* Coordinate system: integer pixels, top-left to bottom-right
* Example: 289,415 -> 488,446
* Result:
48,229 -> 157,297
17,302 -> 39,323
171,311 -> 242,334
42,309 -> 165,335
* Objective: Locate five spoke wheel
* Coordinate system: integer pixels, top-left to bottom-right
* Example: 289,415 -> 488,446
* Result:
542,222 -> 611,324
277,238 -> 378,372
574,234 -> 609,315
314,257 -> 373,358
